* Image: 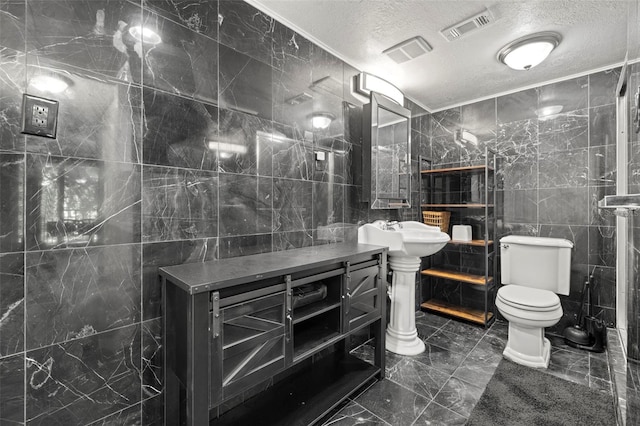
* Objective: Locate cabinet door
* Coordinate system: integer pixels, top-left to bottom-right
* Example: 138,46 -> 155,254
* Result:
210,290 -> 286,406
346,265 -> 382,330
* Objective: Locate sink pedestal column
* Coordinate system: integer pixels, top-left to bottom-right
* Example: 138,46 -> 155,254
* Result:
386,255 -> 425,355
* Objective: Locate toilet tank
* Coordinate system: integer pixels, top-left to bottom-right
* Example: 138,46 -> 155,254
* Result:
500,235 -> 573,295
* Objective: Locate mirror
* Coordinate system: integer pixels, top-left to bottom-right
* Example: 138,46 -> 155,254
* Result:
363,92 -> 411,209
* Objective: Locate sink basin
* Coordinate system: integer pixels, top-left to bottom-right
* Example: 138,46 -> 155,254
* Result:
358,220 -> 450,258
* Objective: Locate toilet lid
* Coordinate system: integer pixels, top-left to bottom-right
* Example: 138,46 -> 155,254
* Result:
497,285 -> 560,311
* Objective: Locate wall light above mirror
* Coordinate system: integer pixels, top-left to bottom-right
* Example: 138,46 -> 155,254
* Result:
355,72 -> 405,106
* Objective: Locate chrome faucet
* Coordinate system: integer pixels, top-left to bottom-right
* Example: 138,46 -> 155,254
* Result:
386,220 -> 402,231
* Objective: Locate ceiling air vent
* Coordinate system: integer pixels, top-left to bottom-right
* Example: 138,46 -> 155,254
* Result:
440,8 -> 495,42
383,36 -> 432,64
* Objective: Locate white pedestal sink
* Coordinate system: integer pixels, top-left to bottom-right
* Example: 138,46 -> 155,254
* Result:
358,220 -> 450,355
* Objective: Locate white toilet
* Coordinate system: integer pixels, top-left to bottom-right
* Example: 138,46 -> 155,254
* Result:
496,235 -> 573,368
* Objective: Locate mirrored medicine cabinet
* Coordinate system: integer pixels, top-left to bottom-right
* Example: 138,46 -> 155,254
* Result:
363,92 -> 412,209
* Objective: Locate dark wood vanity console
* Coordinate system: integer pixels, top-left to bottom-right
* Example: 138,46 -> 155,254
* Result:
160,243 -> 387,425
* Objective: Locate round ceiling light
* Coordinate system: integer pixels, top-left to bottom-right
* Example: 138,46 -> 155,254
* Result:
497,32 -> 561,71
311,112 -> 335,130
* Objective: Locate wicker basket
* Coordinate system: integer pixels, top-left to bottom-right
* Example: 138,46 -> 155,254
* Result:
422,211 -> 451,233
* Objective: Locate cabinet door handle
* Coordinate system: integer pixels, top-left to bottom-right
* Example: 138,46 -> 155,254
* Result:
285,313 -> 292,342
211,292 -> 220,339
345,291 -> 352,315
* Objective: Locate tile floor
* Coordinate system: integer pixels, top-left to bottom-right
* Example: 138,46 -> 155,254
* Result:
321,311 -> 618,426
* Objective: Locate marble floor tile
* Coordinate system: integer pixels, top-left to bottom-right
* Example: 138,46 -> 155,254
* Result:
432,376 -> 484,418
425,330 -> 480,355
386,358 -> 450,400
355,379 -> 429,426
415,311 -> 450,329
412,401 -> 467,425
412,342 -> 468,375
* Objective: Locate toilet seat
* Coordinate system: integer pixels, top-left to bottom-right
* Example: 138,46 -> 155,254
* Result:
497,285 -> 560,312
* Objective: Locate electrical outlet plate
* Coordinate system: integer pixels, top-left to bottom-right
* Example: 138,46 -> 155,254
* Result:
21,94 -> 59,138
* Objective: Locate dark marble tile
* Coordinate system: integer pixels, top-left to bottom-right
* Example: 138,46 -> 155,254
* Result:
142,318 -> 162,400
538,187 -> 589,225
25,155 -> 141,250
590,104 -> 616,147
140,10 -> 218,104
25,324 -> 141,424
272,19 -> 312,71
452,343 -> 502,388
272,230 -> 313,251
219,43 -> 272,120
25,244 -> 141,350
218,233 -> 272,259
142,165 -> 218,242
495,119 -> 538,157
589,226 -> 616,267
25,59 -> 143,162
142,238 -> 217,320
219,173 -> 272,236
440,319 -> 487,341
142,88 -> 218,169
313,182 -> 344,228
589,185 -> 616,227
0,353 -> 24,424
497,88 -> 538,123
322,401 -> 389,426
271,123 -> 313,180
219,107 -> 273,176
271,60 -> 313,129
425,329 -> 479,356
549,346 -> 591,375
91,402 -> 142,425
218,0 -> 274,66
538,148 -> 588,189
142,394 -> 164,426
142,0 -> 219,41
0,154 -> 24,253
433,376 -> 484,417
314,137 -> 347,183
273,178 -> 312,233
0,253 -> 24,357
413,401 -> 467,425
431,134 -> 459,166
412,342 -> 467,376
502,189 -> 537,224
589,67 -> 620,108
432,107 -> 460,138
538,75 -> 588,114
590,354 -> 612,382
538,109 -> 588,153
589,143 -> 616,187
0,52 -> 26,153
25,0 -> 143,83
386,357 -> 450,400
354,379 -> 429,426
0,1 -> 26,53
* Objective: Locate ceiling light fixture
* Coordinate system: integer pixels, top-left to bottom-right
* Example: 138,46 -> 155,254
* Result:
311,112 -> 335,129
355,72 -> 404,106
497,32 -> 561,71
29,74 -> 71,94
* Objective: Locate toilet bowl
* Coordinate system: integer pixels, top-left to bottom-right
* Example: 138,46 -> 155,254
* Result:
497,235 -> 573,369
496,285 -> 563,368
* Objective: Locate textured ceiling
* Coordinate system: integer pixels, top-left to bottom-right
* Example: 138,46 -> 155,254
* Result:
249,0 -> 632,112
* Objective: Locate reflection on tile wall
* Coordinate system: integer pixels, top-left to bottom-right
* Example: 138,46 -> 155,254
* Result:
0,0 -> 425,423
423,69 -> 620,334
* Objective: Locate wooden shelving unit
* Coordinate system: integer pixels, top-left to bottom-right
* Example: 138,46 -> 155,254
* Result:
421,267 -> 493,286
420,299 -> 494,326
418,148 -> 501,327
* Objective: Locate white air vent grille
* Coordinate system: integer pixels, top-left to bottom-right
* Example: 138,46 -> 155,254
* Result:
440,8 -> 495,41
383,36 -> 432,64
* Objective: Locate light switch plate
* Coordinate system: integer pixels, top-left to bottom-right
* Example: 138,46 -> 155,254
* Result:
21,94 -> 59,138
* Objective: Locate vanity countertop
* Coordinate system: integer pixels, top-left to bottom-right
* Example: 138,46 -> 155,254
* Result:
159,242 -> 386,295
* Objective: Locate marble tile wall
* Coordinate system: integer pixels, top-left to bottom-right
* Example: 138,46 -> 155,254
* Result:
0,1 -> 429,424
421,68 -> 620,334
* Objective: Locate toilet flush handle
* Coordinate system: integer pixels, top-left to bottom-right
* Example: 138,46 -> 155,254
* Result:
501,244 -> 509,250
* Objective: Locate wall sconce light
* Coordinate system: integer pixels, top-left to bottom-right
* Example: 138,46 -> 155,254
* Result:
128,25 -> 163,45
497,32 -> 561,71
311,112 -> 335,129
207,141 -> 248,158
354,72 -> 404,106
